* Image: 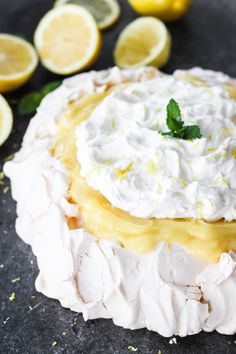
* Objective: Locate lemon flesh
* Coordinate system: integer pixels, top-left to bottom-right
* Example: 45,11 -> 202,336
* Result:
34,5 -> 101,75
114,17 -> 171,69
55,0 -> 120,30
0,95 -> 13,146
0,34 -> 38,93
128,0 -> 192,22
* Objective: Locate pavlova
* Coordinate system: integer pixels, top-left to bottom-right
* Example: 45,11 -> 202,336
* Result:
4,66 -> 236,337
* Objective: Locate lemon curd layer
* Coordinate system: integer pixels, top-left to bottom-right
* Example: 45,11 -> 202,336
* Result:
51,81 -> 236,263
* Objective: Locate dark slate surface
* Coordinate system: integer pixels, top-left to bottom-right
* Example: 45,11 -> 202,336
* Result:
0,0 -> 236,353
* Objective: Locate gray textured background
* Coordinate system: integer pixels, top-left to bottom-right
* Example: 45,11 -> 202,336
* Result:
0,0 -> 236,353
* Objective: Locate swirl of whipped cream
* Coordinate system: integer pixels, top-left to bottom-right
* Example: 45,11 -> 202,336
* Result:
76,69 -> 236,221
4,67 -> 236,336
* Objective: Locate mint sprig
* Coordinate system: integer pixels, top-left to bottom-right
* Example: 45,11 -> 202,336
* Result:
160,98 -> 202,140
18,81 -> 61,116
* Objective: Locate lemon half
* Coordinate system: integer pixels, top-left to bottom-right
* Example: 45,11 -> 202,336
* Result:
114,17 -> 171,69
0,34 -> 38,93
34,5 -> 101,75
54,0 -> 120,30
0,95 -> 13,146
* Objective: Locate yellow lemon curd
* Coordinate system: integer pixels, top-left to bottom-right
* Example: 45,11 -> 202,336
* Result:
51,85 -> 236,264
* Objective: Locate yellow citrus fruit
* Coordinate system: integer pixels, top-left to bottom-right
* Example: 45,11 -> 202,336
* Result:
0,95 -> 13,146
0,34 -> 38,93
114,17 -> 171,69
54,0 -> 121,30
34,5 -> 101,75
128,0 -> 192,22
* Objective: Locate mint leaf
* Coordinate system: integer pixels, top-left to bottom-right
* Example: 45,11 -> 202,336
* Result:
18,92 -> 43,115
166,99 -> 184,133
41,81 -> 61,97
182,125 -> 202,140
18,81 -> 62,116
160,98 -> 202,140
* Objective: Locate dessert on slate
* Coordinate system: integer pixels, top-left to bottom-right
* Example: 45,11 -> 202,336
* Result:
5,66 -> 236,337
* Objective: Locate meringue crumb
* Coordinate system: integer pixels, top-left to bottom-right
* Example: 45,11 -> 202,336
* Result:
51,341 -> 57,347
169,337 -> 177,344
3,316 -> 9,325
9,292 -> 16,301
31,295 -> 36,299
128,346 -> 138,352
11,277 -> 20,283
0,264 -> 4,269
3,186 -> 9,194
62,332 -> 67,336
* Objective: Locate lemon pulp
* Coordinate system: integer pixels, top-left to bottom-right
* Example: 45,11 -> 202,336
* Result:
51,85 -> 236,263
0,94 -> 13,146
114,17 -> 171,69
0,34 -> 38,93
55,0 -> 120,30
34,5 -> 101,75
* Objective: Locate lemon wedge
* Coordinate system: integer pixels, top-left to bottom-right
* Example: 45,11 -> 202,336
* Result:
0,34 -> 38,93
34,5 -> 101,75
128,0 -> 192,22
114,17 -> 171,69
54,0 -> 120,30
0,95 -> 13,146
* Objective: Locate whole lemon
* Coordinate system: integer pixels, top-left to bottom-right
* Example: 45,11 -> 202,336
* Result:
128,0 -> 192,22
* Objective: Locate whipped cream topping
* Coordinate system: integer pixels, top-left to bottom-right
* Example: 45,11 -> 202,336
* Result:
76,70 -> 236,221
4,67 -> 236,336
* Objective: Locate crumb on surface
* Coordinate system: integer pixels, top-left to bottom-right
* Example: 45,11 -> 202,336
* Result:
169,337 -> 177,345
9,292 -> 16,301
51,341 -> 57,347
3,316 -> 10,325
4,154 -> 15,162
0,264 -> 4,269
62,332 -> 67,336
0,171 -> 4,181
128,346 -> 138,352
11,277 -> 20,283
3,186 -> 9,194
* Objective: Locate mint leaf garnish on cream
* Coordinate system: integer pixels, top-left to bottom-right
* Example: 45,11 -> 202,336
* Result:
161,98 -> 202,140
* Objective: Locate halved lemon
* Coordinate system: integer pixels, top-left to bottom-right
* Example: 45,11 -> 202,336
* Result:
0,95 -> 13,146
0,34 -> 38,93
54,0 -> 121,30
114,17 -> 171,69
34,5 -> 101,75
